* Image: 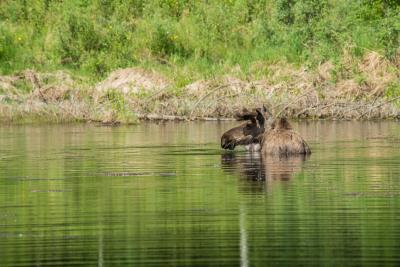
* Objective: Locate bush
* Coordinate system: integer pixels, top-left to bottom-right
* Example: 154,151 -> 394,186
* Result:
0,25 -> 18,71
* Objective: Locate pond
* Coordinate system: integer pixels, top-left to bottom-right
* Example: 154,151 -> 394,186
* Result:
0,121 -> 400,266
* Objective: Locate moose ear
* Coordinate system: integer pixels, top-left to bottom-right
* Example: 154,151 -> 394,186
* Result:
255,108 -> 265,128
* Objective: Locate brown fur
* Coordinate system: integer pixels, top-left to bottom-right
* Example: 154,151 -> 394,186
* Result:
221,107 -> 311,155
221,120 -> 261,150
260,117 -> 310,155
221,108 -> 265,150
234,108 -> 258,121
273,117 -> 292,130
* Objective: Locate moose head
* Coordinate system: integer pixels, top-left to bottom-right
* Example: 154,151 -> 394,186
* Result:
220,105 -> 272,150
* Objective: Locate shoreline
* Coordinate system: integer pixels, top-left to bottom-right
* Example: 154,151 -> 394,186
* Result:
1,102 -> 398,125
1,59 -> 399,124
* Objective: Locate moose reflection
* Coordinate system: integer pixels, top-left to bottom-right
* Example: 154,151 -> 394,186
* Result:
221,106 -> 311,155
221,152 -> 309,182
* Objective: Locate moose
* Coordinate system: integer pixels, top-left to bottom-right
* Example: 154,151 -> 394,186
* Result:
221,106 -> 311,155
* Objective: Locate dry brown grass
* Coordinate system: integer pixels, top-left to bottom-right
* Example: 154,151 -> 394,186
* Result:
0,53 -> 399,124
95,68 -> 171,95
358,52 -> 397,96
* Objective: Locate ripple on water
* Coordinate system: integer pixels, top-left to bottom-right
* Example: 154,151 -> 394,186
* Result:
0,121 -> 399,266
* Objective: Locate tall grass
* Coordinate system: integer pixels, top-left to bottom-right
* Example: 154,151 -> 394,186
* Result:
0,0 -> 398,81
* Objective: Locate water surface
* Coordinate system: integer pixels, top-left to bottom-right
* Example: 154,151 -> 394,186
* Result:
0,121 -> 399,266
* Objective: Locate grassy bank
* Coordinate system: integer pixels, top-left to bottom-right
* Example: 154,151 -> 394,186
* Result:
0,55 -> 399,124
0,0 -> 399,123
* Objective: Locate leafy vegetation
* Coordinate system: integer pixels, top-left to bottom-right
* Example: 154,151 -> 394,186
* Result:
0,0 -> 398,122
0,0 -> 398,78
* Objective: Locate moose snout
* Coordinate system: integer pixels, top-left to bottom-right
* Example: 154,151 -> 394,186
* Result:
221,136 -> 236,150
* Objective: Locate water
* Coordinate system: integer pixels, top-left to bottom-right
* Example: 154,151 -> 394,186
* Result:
0,121 -> 399,266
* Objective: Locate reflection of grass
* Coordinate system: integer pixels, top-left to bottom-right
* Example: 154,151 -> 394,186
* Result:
0,122 -> 400,265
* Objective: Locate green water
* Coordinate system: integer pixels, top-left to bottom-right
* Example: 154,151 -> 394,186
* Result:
0,121 -> 399,266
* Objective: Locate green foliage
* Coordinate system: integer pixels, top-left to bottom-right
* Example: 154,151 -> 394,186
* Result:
385,83 -> 400,107
105,89 -> 126,112
0,0 -> 398,78
104,89 -> 137,123
0,25 -> 18,69
13,79 -> 33,94
276,0 -> 295,25
378,14 -> 400,60
293,0 -> 327,25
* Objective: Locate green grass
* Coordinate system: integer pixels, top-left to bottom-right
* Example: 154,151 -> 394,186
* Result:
0,0 -> 398,83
